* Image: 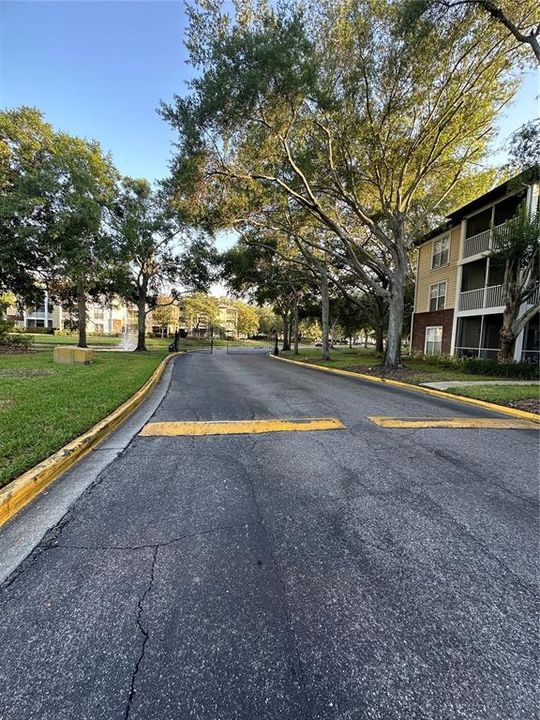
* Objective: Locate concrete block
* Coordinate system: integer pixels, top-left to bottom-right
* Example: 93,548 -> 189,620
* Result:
53,346 -> 95,364
72,347 -> 95,364
53,346 -> 74,364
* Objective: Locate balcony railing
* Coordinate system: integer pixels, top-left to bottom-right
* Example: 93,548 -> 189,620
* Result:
458,284 -> 504,312
459,287 -> 485,311
525,287 -> 539,307
462,222 -> 506,259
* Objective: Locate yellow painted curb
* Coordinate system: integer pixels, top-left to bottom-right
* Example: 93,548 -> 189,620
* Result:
0,353 -> 181,528
139,417 -> 345,436
271,355 -> 540,425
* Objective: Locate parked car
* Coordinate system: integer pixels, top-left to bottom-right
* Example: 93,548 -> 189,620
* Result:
314,341 -> 323,347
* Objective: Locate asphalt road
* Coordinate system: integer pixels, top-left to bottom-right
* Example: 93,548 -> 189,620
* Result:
1,350 -> 538,720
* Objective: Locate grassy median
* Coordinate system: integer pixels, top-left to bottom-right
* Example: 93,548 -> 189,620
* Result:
445,384 -> 539,405
0,348 -> 168,488
282,347 -> 503,383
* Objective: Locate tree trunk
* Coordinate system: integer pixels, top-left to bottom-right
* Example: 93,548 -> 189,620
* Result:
281,312 -> 290,351
320,267 -> 330,361
374,323 -> 384,354
498,298 -> 519,363
364,330 -> 368,348
293,298 -> 299,355
77,276 -> 87,348
383,275 -> 405,369
498,260 -> 519,364
135,291 -> 148,352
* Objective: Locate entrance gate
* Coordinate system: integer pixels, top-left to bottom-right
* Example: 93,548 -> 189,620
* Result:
226,337 -> 272,355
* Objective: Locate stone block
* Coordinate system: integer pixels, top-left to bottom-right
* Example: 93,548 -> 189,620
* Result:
53,346 -> 75,364
72,347 -> 95,364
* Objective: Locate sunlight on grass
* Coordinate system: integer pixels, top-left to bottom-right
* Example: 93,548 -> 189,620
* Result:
0,348 -> 167,488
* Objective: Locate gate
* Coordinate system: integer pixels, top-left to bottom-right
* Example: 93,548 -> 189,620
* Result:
226,337 -> 273,355
170,327 -> 214,354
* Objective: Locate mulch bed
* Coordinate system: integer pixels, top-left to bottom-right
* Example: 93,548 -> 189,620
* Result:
507,398 -> 540,415
0,347 -> 35,355
346,364 -> 419,382
334,364 -> 540,415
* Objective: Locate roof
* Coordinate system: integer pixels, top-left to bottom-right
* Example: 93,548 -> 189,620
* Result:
414,165 -> 539,248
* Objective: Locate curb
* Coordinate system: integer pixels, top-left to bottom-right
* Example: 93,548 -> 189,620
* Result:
0,352 -> 180,528
271,355 -> 540,424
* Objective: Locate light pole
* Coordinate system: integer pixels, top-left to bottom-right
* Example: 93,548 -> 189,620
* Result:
272,328 -> 279,356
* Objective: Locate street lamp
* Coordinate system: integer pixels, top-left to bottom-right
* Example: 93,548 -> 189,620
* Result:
272,328 -> 279,356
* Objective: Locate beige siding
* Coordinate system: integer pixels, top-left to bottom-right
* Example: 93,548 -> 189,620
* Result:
415,225 -> 460,312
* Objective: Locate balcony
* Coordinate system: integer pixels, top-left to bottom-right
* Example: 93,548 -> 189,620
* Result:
462,222 -> 506,259
458,284 -> 504,312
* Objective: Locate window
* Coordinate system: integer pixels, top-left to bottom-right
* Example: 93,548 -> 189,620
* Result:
431,235 -> 449,269
425,326 -> 443,355
429,281 -> 446,311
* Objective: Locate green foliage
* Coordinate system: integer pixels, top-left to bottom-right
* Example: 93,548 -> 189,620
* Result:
445,383 -> 539,405
491,203 -> 540,268
0,349 -> 166,487
164,0 -> 523,367
462,357 -> 540,379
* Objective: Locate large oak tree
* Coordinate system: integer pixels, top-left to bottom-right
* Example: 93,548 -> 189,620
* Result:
163,0 -> 524,367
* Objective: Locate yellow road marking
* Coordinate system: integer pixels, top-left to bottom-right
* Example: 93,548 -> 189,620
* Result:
368,416 -> 540,430
139,418 -> 345,437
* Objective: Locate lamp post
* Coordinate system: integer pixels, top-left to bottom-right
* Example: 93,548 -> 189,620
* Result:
272,328 -> 279,356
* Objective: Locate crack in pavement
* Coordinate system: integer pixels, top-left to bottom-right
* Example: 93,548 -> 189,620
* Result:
123,545 -> 158,720
47,523 -> 257,552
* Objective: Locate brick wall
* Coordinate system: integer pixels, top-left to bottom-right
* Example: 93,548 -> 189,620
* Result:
412,309 -> 454,355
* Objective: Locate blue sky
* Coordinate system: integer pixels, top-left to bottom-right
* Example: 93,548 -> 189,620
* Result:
0,0 -> 191,183
0,0 -> 538,184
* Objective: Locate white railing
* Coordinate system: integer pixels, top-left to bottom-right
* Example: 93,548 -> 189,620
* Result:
525,287 -> 540,307
458,288 -> 485,311
463,229 -> 491,258
459,284 -> 504,311
485,284 -> 504,308
462,222 -> 507,259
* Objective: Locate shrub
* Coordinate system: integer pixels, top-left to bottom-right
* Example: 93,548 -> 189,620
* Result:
463,358 -> 540,380
0,322 -> 33,349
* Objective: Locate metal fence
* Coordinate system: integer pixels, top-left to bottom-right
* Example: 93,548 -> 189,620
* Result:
225,338 -> 272,354
169,329 -> 214,354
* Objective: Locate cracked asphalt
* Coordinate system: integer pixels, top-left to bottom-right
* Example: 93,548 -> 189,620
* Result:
0,350 -> 538,720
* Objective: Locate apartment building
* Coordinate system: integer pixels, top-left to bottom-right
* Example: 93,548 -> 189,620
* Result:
177,300 -> 239,339
411,168 -> 539,362
217,302 -> 239,339
8,292 -> 137,335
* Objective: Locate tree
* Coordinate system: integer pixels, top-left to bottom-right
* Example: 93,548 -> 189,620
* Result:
507,121 -> 540,172
413,1 -> 540,63
490,204 -> 540,362
257,306 -> 281,336
234,300 -> 259,337
49,134 -> 119,348
113,178 -> 184,351
180,293 -> 219,333
0,108 -> 56,303
221,240 -> 309,352
150,295 -> 179,335
0,107 -> 120,347
163,0 -> 519,367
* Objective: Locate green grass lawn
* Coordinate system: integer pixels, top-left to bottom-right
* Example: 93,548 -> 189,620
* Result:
16,333 -> 121,346
281,347 -> 504,384
0,348 -> 167,488
445,384 -> 539,404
